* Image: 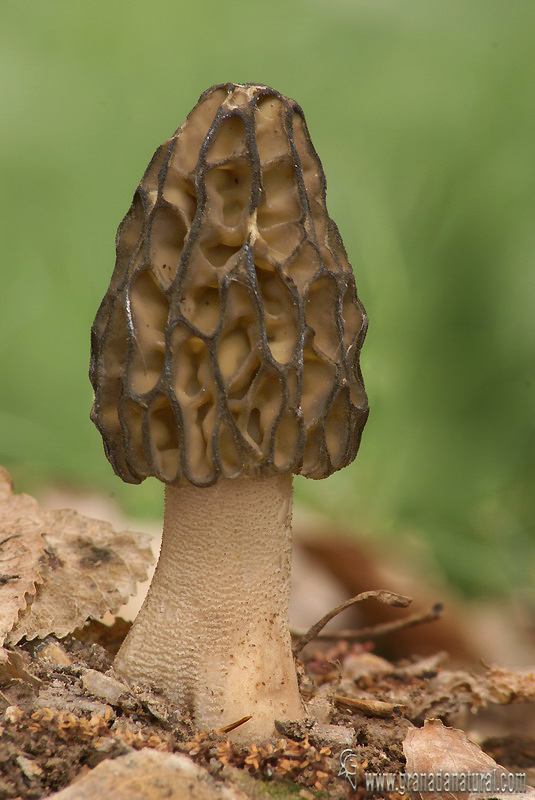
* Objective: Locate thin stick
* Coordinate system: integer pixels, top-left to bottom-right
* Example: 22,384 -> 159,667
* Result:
217,715 -> 253,735
292,589 -> 412,657
291,602 -> 443,645
332,694 -> 403,718
300,688 -> 403,718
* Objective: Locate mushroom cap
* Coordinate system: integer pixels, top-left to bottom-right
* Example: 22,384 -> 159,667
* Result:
90,83 -> 368,487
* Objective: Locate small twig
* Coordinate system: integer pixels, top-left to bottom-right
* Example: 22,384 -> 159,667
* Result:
392,650 -> 448,678
291,602 -> 443,645
300,687 -> 403,718
292,590 -> 412,657
0,574 -> 20,586
217,715 -> 252,735
332,693 -> 404,718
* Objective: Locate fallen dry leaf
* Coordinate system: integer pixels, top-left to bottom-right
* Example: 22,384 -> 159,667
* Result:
0,646 -> 43,688
0,466 -> 153,645
403,718 -> 535,800
8,508 -> 153,643
0,468 -> 46,643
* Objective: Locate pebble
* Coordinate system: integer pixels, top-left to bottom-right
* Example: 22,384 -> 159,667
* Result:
81,669 -> 129,705
310,722 -> 356,750
46,749 -> 248,799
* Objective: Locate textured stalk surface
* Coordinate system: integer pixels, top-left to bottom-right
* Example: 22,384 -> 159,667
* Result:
113,474 -> 304,741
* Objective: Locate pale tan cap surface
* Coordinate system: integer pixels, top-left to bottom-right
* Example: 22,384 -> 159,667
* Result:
90,83 -> 368,487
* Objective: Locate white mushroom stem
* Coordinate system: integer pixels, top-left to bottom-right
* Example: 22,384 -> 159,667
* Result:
113,473 -> 305,741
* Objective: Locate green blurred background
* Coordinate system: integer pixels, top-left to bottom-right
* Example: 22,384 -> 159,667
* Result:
1,0 -> 534,599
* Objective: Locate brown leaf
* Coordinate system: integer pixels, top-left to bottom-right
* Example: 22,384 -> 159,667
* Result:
0,646 -> 42,686
403,718 -> 535,800
0,468 -> 46,644
8,508 -> 153,643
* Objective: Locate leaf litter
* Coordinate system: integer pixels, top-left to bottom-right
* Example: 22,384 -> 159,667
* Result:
0,468 -> 46,645
7,509 -> 153,644
0,469 -> 153,647
0,467 -> 534,799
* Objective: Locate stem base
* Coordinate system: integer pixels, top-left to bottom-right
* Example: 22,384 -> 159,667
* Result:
114,474 -> 304,741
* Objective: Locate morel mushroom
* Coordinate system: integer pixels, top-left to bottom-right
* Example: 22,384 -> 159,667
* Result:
90,83 -> 368,740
